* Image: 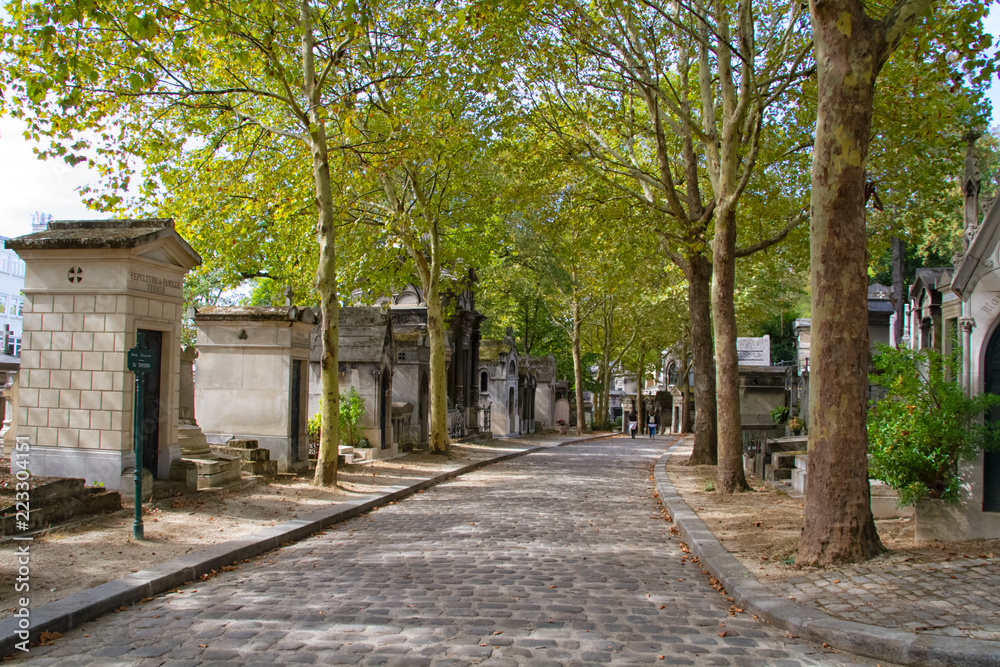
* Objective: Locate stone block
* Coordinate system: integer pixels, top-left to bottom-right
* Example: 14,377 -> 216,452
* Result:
102,391 -> 123,412
94,332 -> 116,352
60,351 -> 83,371
79,428 -> 101,449
57,428 -> 80,448
82,351 -> 104,371
147,299 -> 163,319
120,468 -> 153,502
90,410 -> 111,431
95,294 -> 117,313
27,407 -> 48,427
49,408 -> 70,428
91,371 -> 113,391
38,389 -> 59,408
103,352 -> 124,372
63,313 -> 84,332
100,430 -> 124,450
28,369 -> 50,390
83,314 -> 106,332
53,294 -> 74,313
764,464 -> 792,482
50,370 -> 71,389
30,293 -> 53,313
74,294 -> 96,312
52,331 -> 73,351
73,332 -> 95,351
60,389 -> 82,409
80,390 -> 101,410
71,371 -> 93,391
69,409 -> 91,430
40,350 -> 61,369
41,313 -> 63,331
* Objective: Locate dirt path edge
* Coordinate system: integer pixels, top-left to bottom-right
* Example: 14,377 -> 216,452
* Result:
654,436 -> 1000,667
0,433 -> 614,657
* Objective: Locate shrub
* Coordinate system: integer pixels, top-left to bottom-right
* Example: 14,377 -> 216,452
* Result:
867,344 -> 1000,505
770,405 -> 789,424
307,389 -> 369,448
339,387 -> 367,448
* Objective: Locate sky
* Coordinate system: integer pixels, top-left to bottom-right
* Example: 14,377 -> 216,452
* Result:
2,12 -> 1000,240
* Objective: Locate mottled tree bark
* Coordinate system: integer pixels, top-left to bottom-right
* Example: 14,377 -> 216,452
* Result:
571,285 -> 587,434
687,255 -> 718,464
713,208 -> 749,492
303,0 -> 340,486
798,0 -> 932,564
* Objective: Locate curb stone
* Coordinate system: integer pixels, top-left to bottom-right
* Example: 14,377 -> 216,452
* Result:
654,437 -> 1000,667
0,432 -> 614,656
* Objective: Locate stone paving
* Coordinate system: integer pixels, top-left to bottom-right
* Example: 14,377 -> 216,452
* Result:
772,556 -> 1000,641
13,436 -> 889,665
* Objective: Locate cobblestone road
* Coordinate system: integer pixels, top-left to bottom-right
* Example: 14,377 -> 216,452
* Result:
19,436 -> 890,666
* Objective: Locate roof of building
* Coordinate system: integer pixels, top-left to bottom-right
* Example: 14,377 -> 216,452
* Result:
338,307 -> 392,364
479,339 -> 512,362
5,219 -> 196,254
196,306 -> 318,323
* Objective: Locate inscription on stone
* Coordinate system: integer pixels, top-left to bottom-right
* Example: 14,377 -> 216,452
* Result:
291,331 -> 311,348
129,271 -> 182,295
981,294 -> 1000,316
736,335 -> 771,366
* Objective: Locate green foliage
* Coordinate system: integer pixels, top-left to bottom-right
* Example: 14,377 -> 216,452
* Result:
770,406 -> 789,424
339,387 -> 368,449
867,344 -> 1000,505
308,405 -> 323,445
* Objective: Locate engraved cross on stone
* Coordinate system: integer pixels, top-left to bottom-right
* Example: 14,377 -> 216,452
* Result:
67,266 -> 83,284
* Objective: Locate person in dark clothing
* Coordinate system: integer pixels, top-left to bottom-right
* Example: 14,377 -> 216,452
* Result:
628,409 -> 638,438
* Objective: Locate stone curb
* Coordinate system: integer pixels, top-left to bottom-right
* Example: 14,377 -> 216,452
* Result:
0,432 -> 614,656
654,437 -> 1000,667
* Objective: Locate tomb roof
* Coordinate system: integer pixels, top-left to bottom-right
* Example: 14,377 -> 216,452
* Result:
6,218 -> 197,253
479,339 -> 511,361
196,306 -> 317,323
339,307 -> 392,363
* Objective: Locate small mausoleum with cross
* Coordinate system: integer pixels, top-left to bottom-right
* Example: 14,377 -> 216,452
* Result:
6,219 -> 201,490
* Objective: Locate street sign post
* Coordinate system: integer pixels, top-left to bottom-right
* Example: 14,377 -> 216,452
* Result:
126,346 -> 154,540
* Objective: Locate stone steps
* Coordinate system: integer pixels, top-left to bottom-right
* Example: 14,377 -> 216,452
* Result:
1,479 -> 121,536
210,439 -> 277,478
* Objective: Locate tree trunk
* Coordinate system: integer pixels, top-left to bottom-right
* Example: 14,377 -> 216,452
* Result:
891,237 -> 905,346
687,254 -> 718,464
572,291 -> 587,434
798,0 -> 889,564
680,336 -> 693,433
302,0 -> 340,487
425,269 -> 449,453
636,346 -> 646,434
713,207 -> 749,492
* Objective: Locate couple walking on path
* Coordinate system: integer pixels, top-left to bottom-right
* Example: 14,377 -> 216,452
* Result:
628,407 -> 661,438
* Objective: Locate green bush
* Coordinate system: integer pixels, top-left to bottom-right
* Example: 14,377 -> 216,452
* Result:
339,387 -> 368,448
867,343 -> 1000,505
769,405 -> 789,424
307,389 -> 369,448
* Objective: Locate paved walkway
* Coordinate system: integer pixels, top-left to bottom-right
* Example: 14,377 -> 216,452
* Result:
12,436 -> 883,665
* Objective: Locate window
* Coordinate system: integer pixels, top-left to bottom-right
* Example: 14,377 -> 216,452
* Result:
0,296 -> 7,315
12,260 -> 24,277
480,370 -> 488,393
0,255 -> 9,273
11,337 -> 20,357
15,297 -> 23,318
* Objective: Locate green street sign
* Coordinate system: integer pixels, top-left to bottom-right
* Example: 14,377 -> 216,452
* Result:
127,347 -> 155,373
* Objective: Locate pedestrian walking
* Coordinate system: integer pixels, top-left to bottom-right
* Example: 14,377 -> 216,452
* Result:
628,409 -> 638,438
648,411 -> 657,438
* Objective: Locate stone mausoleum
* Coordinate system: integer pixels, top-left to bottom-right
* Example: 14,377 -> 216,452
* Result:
6,219 -> 200,490
194,306 -> 314,473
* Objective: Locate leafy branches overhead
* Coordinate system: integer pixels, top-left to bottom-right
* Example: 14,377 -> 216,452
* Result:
868,344 -> 1000,505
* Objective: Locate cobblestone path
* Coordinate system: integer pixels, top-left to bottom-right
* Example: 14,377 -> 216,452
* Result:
20,436 -> 890,666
